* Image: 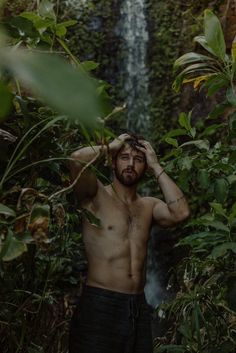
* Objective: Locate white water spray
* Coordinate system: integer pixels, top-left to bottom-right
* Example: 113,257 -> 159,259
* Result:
118,0 -> 163,308
118,0 -> 151,134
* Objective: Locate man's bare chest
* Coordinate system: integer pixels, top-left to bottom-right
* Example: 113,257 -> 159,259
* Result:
83,191 -> 153,242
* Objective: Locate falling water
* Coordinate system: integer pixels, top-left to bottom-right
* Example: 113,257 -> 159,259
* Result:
118,0 -> 164,309
64,0 -> 163,309
118,0 -> 151,134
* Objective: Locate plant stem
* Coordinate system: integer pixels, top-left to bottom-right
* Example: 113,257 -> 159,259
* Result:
48,153 -> 100,201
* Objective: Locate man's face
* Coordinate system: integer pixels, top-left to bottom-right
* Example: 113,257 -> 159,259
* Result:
113,144 -> 146,186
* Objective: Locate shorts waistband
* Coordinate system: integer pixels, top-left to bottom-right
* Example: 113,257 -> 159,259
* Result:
82,284 -> 145,300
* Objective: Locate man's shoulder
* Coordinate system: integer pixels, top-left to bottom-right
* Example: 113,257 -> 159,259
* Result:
142,196 -> 161,204
141,196 -> 162,207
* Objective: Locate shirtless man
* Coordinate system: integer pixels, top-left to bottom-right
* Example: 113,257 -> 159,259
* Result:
69,133 -> 190,353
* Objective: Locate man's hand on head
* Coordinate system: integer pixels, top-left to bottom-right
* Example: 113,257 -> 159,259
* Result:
136,140 -> 159,170
108,133 -> 131,154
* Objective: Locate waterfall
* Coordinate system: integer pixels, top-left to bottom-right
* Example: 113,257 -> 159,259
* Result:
64,0 -> 164,310
118,0 -> 164,309
118,0 -> 151,135
145,229 -> 169,309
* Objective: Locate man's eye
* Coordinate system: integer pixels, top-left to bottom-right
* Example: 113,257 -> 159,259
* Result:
121,156 -> 128,160
135,158 -> 143,162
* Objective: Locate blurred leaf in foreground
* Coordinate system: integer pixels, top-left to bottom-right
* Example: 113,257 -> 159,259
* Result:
0,48 -> 104,126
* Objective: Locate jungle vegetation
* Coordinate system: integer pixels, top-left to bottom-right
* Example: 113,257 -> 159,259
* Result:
0,1 -> 235,353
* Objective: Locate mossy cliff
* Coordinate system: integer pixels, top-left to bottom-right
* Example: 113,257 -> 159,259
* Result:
63,0 -> 227,137
62,0 -> 121,100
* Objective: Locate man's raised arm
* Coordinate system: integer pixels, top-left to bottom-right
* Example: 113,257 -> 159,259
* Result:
137,140 -> 190,227
69,133 -> 131,203
69,145 -> 103,203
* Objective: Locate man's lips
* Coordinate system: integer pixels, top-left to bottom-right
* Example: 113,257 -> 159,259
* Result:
123,169 -> 136,175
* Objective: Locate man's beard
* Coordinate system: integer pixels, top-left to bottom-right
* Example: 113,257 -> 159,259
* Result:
114,167 -> 145,186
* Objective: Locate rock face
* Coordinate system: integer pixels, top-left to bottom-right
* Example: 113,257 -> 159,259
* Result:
220,0 -> 236,48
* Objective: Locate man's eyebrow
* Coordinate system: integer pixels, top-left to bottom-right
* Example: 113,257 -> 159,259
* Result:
119,152 -> 144,159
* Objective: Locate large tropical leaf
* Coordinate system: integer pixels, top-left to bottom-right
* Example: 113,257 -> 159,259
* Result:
0,49 -> 103,126
174,52 -> 215,69
204,10 -> 226,60
176,62 -> 218,76
210,242 -> 236,258
174,72 -> 216,92
194,35 -> 219,57
203,74 -> 230,96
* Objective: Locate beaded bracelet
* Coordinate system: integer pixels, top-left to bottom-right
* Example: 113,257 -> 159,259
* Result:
167,194 -> 185,206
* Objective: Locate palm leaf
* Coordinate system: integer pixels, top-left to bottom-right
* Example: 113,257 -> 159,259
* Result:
174,52 -> 216,69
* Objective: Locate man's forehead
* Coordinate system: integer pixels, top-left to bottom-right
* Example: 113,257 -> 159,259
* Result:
119,144 -> 144,156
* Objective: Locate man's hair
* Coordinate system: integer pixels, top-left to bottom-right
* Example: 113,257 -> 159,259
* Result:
112,130 -> 147,168
118,129 -> 145,151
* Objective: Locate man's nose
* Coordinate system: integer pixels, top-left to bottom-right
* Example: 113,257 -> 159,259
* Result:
128,157 -> 134,166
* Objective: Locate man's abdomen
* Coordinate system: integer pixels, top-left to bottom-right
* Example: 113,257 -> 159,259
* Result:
85,256 -> 147,294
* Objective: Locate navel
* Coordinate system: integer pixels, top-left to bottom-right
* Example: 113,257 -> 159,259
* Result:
108,225 -> 113,230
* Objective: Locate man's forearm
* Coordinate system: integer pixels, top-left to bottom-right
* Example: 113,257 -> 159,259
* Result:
70,145 -> 107,165
152,163 -> 190,216
70,133 -> 131,165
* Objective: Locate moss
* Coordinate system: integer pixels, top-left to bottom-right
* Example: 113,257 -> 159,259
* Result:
60,0 -> 121,96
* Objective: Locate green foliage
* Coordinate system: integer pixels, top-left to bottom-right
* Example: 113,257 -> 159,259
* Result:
173,10 -> 235,97
0,1 -> 116,352
1,1 -> 235,352
155,10 -> 236,353
147,0 -> 223,143
0,0 -> 113,125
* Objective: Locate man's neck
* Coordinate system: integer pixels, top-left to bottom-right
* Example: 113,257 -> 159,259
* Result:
111,178 -> 138,203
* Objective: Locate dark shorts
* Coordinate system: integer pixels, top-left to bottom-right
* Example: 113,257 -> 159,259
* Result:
69,285 -> 153,353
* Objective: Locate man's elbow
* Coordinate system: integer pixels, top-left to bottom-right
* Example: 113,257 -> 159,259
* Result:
175,208 -> 190,223
70,151 -> 83,168
69,152 -> 84,179
70,150 -> 81,161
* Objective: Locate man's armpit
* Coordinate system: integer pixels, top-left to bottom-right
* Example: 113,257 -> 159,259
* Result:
73,168 -> 98,202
